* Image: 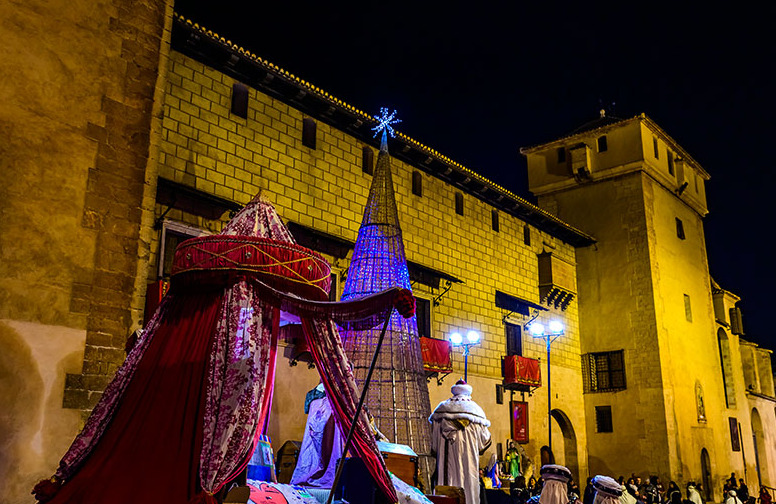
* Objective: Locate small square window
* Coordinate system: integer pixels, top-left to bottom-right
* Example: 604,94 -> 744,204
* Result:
676,218 -> 685,240
231,83 -> 249,119
684,294 -> 693,322
595,406 -> 613,433
415,297 -> 431,338
362,147 -> 374,175
557,147 -> 566,163
412,171 -> 422,197
505,322 -> 522,356
597,135 -> 608,152
328,273 -> 339,301
455,192 -> 464,216
653,137 -> 660,159
492,210 -> 499,232
302,118 -> 316,149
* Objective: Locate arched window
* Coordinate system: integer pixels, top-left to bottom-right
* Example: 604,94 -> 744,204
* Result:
717,328 -> 736,408
695,381 -> 706,423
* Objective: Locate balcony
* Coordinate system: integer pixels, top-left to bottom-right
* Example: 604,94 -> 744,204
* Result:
420,336 -> 453,384
503,354 -> 542,392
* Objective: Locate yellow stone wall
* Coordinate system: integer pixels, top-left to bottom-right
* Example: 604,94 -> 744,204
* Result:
0,0 -> 172,502
155,49 -> 588,480
525,117 -> 776,498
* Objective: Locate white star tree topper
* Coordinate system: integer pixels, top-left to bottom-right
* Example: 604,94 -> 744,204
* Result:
371,107 -> 401,150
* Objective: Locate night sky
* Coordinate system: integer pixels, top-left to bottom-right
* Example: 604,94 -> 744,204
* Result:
175,2 -> 775,348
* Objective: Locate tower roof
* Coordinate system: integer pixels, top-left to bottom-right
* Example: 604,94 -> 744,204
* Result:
521,113 -> 710,179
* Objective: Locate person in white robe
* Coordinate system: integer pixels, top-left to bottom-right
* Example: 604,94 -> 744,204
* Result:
290,384 -> 344,488
538,464 -> 572,504
687,483 -> 703,504
726,490 -> 744,504
429,380 -> 492,504
592,476 -> 623,504
619,485 -> 637,504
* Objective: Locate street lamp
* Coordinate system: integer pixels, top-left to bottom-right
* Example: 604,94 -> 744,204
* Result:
449,329 -> 481,382
528,320 -> 564,452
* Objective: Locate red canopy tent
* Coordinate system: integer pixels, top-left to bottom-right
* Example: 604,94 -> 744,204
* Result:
34,195 -> 410,504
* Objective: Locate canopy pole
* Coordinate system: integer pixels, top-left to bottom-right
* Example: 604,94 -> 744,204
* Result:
326,311 -> 393,504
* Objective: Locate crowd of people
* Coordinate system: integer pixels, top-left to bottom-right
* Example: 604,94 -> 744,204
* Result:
483,465 -> 773,504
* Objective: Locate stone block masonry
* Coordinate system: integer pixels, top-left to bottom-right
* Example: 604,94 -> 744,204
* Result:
157,49 -> 583,381
61,0 -> 171,415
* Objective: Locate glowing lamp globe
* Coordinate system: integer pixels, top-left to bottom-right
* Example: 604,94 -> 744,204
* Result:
528,323 -> 545,336
450,332 -> 463,346
548,321 -> 564,334
466,330 -> 480,344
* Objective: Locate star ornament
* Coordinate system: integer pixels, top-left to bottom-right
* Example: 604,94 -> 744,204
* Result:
371,107 -> 401,139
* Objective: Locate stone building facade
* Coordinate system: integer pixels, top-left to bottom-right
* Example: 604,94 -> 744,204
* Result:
0,0 -> 172,502
522,115 -> 776,499
154,15 -> 593,484
1,4 -> 773,504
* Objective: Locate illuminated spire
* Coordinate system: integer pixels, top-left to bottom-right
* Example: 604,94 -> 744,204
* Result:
341,108 -> 432,489
371,107 -> 401,152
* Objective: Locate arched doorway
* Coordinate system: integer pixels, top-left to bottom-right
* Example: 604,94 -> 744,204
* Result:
701,448 -> 713,502
551,409 -> 579,483
752,408 -> 769,487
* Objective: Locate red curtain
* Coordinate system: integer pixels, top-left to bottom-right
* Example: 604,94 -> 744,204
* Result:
47,290 -> 223,504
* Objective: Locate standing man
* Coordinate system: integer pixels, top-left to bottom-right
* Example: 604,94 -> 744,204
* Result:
538,465 -> 573,504
430,380 -> 492,504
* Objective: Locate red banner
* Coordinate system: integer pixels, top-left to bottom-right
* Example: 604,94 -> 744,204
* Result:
420,337 -> 452,373
511,401 -> 529,443
504,355 -> 541,387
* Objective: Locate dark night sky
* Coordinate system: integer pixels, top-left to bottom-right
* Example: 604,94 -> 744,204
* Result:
175,2 -> 775,348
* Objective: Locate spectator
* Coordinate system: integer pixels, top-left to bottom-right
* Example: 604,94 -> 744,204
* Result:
738,480 -> 749,503
758,488 -> 772,504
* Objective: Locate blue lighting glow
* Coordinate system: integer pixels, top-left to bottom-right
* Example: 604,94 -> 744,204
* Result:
450,332 -> 463,346
466,330 -> 480,344
528,323 -> 545,336
372,107 -> 401,139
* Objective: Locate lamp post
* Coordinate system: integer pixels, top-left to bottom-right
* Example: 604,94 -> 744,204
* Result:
528,320 -> 564,453
450,329 -> 481,382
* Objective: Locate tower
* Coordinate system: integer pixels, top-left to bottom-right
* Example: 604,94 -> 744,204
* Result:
340,111 -> 433,487
522,113 -> 730,485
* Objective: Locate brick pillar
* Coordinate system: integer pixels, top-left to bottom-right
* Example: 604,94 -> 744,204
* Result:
63,0 -> 169,418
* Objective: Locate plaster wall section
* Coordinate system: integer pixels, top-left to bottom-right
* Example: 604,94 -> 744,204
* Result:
531,169 -> 669,479
0,0 -> 171,502
157,49 -> 588,479
644,173 -> 729,485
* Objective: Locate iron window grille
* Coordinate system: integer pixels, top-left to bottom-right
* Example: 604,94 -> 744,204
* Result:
583,350 -> 626,393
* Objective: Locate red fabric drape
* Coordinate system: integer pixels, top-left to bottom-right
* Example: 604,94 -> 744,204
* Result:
47,290 -> 223,504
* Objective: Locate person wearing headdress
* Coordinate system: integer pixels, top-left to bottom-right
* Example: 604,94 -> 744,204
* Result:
620,484 -> 637,504
686,482 -> 703,504
429,379 -> 492,504
592,475 -> 623,504
290,383 -> 344,488
727,491 -> 744,504
538,464 -> 572,504
485,453 -> 502,489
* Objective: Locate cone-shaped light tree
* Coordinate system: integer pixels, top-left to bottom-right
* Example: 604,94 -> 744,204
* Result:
340,109 -> 433,488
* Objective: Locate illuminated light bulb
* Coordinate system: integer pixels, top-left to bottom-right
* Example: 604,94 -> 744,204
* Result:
466,330 -> 480,344
549,320 -> 564,334
529,323 -> 545,336
450,332 -> 463,346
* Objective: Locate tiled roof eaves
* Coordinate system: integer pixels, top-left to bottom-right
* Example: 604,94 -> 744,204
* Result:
170,14 -> 596,247
520,114 -> 709,179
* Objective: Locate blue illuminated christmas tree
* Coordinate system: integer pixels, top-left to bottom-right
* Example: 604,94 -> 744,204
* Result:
340,109 -> 433,488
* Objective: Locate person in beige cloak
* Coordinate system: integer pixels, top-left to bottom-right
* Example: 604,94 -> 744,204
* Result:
429,379 -> 492,504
